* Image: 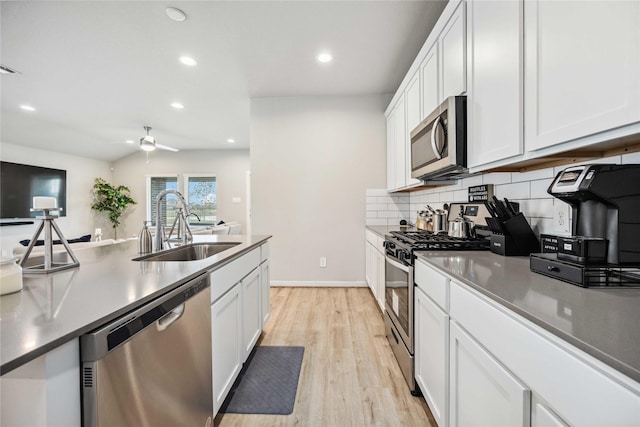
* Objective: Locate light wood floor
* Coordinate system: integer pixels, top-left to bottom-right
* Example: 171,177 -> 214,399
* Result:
214,287 -> 436,427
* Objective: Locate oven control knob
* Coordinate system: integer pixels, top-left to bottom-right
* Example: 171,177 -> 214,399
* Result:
384,241 -> 395,250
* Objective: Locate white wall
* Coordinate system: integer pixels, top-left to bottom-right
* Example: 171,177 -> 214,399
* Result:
0,142 -> 113,255
112,149 -> 250,239
250,95 -> 389,285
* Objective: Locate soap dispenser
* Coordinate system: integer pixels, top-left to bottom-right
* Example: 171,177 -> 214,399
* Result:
138,221 -> 153,254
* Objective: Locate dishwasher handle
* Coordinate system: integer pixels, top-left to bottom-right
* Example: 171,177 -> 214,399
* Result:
157,303 -> 185,331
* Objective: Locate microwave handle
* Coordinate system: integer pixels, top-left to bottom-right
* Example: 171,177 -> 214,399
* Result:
431,116 -> 444,160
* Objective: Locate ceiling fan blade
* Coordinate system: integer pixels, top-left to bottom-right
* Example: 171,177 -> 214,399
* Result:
155,143 -> 179,152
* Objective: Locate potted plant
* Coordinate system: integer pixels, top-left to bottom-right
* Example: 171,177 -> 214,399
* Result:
91,177 -> 136,239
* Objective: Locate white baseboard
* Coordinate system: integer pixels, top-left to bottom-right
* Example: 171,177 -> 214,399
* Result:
270,280 -> 367,288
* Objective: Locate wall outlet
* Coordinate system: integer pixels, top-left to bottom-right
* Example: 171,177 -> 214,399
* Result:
320,257 -> 327,268
553,201 -> 571,234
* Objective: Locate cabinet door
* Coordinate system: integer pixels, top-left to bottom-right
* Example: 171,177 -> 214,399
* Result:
376,249 -> 385,311
211,283 -> 242,414
440,2 -> 467,99
531,395 -> 569,427
415,287 -> 449,427
242,268 -> 262,361
394,94 -> 407,189
467,0 -> 523,169
421,43 -> 440,119
365,239 -> 373,288
386,111 -> 396,191
260,260 -> 270,327
449,321 -> 531,427
405,71 -> 422,186
524,0 -> 640,151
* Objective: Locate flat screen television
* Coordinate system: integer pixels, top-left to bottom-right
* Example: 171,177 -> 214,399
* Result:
0,161 -> 67,219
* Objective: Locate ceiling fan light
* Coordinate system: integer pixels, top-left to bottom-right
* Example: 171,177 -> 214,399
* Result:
140,135 -> 156,151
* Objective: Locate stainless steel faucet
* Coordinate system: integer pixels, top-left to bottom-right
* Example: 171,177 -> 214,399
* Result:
154,189 -> 193,251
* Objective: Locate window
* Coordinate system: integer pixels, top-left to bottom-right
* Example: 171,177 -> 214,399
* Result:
146,175 -> 178,226
184,175 -> 217,226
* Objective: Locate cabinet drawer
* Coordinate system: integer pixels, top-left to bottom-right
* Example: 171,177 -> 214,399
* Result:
450,281 -> 640,426
414,259 -> 449,311
210,248 -> 260,303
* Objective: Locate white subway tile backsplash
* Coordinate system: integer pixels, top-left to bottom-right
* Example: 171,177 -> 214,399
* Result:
510,167 -> 555,183
366,197 -> 378,204
483,172 -> 512,185
518,199 -> 554,219
461,175 -> 484,188
366,211 -> 378,219
453,189 -> 468,202
396,203 -> 410,211
377,196 -> 392,204
439,191 -> 454,202
378,211 -> 400,219
496,182 -> 530,199
367,219 -> 388,226
530,178 -> 554,198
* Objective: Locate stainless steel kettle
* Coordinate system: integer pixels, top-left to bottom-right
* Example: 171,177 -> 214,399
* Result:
448,206 -> 475,238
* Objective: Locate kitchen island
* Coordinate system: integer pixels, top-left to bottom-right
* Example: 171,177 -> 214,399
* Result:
0,234 -> 271,425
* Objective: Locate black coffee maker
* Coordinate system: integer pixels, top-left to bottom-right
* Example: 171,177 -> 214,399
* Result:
530,164 -> 640,287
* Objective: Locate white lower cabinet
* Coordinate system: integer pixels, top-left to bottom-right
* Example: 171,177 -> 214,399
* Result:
210,242 -> 270,416
415,286 -> 449,427
260,260 -> 270,327
242,268 -> 261,362
449,321 -> 531,427
365,231 -> 385,311
211,282 -> 242,414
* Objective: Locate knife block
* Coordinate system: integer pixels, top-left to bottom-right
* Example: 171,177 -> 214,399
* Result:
490,213 -> 539,256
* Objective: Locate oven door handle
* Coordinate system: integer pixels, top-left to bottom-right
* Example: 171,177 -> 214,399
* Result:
386,255 -> 411,273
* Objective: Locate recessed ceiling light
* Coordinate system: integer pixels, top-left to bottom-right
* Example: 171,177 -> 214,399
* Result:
227,138 -> 235,143
317,52 -> 333,63
20,105 -> 36,112
179,56 -> 198,67
165,7 -> 187,22
171,102 -> 185,109
126,140 -> 135,144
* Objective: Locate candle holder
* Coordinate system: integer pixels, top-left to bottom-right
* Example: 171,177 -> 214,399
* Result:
19,207 -> 80,274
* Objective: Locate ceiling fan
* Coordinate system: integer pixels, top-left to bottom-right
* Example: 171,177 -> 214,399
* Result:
139,126 -> 179,152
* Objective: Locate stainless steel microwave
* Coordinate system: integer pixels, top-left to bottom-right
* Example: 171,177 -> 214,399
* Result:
410,96 -> 467,180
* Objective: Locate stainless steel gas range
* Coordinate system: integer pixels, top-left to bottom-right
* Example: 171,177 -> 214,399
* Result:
382,203 -> 491,394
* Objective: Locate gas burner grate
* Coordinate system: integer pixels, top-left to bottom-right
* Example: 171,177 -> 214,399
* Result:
389,231 -> 491,250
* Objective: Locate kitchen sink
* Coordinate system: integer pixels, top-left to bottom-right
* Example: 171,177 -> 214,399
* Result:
133,242 -> 241,262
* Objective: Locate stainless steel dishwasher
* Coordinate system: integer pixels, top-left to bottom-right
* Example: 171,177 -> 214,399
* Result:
80,274 -> 212,427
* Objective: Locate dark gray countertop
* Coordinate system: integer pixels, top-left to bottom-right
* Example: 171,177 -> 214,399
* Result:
0,234 -> 271,375
415,251 -> 640,383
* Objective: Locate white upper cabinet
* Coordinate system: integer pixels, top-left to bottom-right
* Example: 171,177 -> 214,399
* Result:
421,43 -> 440,119
405,71 -> 422,186
440,3 -> 467,100
524,0 -> 640,152
394,94 -> 407,189
467,0 -> 524,168
386,105 -> 396,191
